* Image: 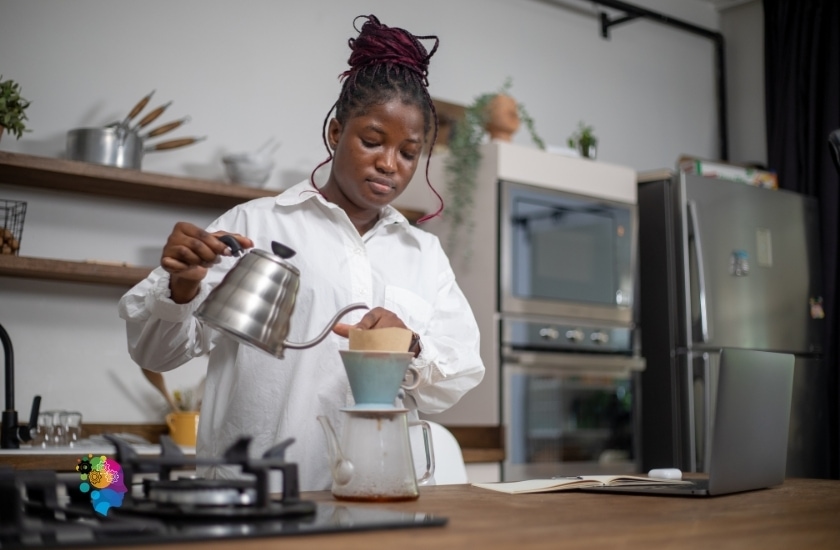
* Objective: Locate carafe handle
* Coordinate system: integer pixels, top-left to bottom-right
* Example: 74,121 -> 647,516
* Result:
411,420 -> 435,486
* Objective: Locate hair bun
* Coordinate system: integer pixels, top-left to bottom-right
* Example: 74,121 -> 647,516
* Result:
343,14 -> 439,85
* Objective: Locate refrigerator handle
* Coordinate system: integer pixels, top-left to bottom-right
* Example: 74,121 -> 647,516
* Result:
687,200 -> 710,343
702,352 -> 713,473
686,352 -> 713,472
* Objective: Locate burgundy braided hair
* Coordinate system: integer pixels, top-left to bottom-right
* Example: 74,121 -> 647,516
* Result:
310,14 -> 444,222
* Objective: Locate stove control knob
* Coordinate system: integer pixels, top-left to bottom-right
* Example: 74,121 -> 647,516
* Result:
564,329 -> 585,343
590,331 -> 610,345
539,327 -> 560,340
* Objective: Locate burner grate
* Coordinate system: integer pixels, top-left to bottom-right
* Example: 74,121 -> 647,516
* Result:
0,435 -> 447,548
106,434 -> 306,512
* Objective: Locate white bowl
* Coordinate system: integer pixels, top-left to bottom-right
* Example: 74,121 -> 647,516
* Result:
222,154 -> 274,187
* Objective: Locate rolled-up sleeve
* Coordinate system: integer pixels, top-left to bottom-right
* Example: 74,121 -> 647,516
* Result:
118,268 -> 214,372
407,267 -> 484,414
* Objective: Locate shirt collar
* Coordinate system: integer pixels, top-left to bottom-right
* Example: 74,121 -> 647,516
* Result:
274,181 -> 411,230
274,181 -> 323,207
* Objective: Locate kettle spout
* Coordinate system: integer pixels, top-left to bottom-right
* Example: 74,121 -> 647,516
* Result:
284,302 -> 368,350
317,415 -> 354,485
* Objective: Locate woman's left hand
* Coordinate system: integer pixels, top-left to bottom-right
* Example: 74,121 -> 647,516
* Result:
332,307 -> 408,337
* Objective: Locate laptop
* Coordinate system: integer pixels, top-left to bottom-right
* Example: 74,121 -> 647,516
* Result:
583,348 -> 795,497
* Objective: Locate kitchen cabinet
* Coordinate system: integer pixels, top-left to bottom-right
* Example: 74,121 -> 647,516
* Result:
0,151 -> 424,286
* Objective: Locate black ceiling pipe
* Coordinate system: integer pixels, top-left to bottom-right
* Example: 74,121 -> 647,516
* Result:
561,0 -> 729,161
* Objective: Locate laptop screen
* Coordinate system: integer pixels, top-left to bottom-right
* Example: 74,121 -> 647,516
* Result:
706,348 -> 795,495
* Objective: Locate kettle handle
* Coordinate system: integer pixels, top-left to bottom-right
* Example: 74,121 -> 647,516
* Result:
284,303 -> 369,350
218,234 -> 245,257
218,235 -> 297,260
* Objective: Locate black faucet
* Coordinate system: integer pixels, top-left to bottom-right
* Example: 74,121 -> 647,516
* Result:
1,322 -> 41,449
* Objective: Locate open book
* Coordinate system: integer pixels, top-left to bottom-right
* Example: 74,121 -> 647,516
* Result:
472,475 -> 692,495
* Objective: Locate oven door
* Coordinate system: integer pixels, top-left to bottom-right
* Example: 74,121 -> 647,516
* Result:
499,180 -> 637,324
502,349 -> 645,481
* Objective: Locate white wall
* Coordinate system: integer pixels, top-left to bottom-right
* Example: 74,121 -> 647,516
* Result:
1,0 -> 720,178
0,0 -> 741,424
719,0 -> 765,165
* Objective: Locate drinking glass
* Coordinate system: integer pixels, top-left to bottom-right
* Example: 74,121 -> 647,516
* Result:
60,411 -> 83,447
50,410 -> 67,446
35,412 -> 55,448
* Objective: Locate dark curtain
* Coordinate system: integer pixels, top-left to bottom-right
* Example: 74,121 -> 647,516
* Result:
764,0 -> 840,479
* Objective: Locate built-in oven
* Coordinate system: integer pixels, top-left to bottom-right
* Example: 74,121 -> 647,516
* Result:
499,180 -> 637,324
497,177 -> 644,481
501,316 -> 645,481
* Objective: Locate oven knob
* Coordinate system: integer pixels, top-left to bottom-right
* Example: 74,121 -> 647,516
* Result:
564,329 -> 584,343
590,331 -> 610,344
539,327 -> 560,340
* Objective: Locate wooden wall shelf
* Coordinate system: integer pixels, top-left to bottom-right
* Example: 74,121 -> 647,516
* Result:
0,151 -> 425,218
0,151 -> 425,287
0,255 -> 152,286
0,150 -> 274,209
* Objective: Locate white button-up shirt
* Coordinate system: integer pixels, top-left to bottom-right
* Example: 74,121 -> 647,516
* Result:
118,182 -> 485,490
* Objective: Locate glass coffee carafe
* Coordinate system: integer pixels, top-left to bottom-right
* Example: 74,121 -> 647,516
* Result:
318,350 -> 434,501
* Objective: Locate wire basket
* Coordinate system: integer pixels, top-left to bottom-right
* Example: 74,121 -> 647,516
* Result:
0,199 -> 27,256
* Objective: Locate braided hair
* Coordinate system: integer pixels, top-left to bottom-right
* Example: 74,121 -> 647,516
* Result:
311,14 -> 443,222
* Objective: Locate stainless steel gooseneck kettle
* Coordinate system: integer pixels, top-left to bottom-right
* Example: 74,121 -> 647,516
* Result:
194,236 -> 367,358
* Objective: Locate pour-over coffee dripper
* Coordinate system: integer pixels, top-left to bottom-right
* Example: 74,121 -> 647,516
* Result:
339,350 -> 420,410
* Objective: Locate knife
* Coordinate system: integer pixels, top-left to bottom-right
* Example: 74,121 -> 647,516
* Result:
107,89 -> 155,129
131,101 -> 173,133
145,136 -> 207,152
140,116 -> 191,140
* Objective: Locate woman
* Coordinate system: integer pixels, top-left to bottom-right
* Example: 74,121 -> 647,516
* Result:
118,15 -> 484,491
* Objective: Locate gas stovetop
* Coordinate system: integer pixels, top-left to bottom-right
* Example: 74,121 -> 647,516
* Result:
0,435 -> 446,548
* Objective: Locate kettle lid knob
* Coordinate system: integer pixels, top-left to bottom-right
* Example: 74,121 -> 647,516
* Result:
271,241 -> 296,259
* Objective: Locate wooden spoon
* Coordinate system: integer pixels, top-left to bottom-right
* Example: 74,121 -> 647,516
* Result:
141,368 -> 179,413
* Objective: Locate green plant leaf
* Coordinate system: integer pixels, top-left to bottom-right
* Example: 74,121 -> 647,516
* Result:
567,121 -> 597,151
0,75 -> 32,139
442,78 -> 545,258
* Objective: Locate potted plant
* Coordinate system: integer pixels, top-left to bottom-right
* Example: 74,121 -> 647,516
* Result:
444,78 -> 545,256
0,76 -> 32,141
567,121 -> 597,159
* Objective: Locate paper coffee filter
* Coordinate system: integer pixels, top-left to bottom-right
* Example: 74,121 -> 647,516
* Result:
349,327 -> 412,352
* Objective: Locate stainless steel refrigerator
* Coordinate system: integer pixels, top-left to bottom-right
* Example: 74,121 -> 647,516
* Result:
637,171 -> 830,478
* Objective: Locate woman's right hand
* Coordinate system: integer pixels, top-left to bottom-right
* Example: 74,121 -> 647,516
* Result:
160,221 -> 253,303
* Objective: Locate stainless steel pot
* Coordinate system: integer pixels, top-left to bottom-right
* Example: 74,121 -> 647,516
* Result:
194,236 -> 368,358
66,127 -> 143,169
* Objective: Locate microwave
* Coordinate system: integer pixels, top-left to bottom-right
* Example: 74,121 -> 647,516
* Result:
498,179 -> 638,325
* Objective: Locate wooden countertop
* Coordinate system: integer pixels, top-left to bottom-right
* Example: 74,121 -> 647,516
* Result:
0,423 -> 504,470
104,479 -> 840,549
